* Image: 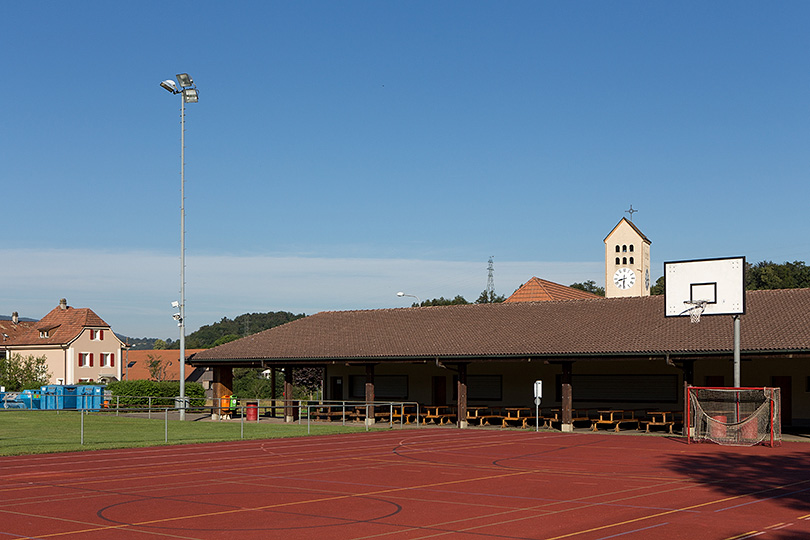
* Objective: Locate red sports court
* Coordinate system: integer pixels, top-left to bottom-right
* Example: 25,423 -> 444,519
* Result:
1,429 -> 809,539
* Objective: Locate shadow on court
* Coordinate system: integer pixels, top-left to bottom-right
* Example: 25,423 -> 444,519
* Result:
665,450 -> 810,514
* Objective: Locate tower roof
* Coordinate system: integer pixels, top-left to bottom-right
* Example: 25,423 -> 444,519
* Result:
604,217 -> 651,244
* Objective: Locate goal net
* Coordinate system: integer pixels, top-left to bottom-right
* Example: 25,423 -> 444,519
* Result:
686,387 -> 781,447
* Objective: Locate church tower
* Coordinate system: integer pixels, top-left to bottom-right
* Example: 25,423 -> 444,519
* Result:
604,217 -> 651,298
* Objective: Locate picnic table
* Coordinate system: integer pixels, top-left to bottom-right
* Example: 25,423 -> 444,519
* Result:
546,409 -> 593,428
466,406 -> 504,426
501,407 -> 534,428
391,404 -> 419,424
591,410 -> 640,432
423,405 -> 455,425
640,410 -> 682,433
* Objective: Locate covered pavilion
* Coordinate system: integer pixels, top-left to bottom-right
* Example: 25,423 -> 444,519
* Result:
190,288 -> 810,430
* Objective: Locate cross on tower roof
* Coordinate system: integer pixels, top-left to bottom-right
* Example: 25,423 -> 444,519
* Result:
625,204 -> 638,221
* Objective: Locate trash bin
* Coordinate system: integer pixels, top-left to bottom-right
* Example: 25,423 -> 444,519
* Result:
246,401 -> 258,421
220,395 -> 231,416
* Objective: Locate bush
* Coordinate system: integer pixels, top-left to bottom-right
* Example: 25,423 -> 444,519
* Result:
107,380 -> 205,408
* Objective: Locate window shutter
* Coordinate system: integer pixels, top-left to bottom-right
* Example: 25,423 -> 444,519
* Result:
99,330 -> 104,340
110,354 -> 115,367
89,353 -> 94,367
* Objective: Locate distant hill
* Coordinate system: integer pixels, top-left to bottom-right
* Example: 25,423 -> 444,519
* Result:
0,315 -> 37,322
117,311 -> 306,350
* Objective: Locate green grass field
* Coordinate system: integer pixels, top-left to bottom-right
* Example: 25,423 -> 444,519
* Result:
0,410 -> 370,456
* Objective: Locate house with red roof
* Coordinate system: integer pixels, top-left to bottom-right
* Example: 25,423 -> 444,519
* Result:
1,299 -> 125,385
504,277 -> 602,302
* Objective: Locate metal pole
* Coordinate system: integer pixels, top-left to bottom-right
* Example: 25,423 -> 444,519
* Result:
81,409 -> 84,445
165,408 -> 168,443
733,315 -> 741,387
241,406 -> 245,439
179,94 -> 186,421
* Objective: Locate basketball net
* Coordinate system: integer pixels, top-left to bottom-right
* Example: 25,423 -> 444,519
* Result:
684,300 -> 709,323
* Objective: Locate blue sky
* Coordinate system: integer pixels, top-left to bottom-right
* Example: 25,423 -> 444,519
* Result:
2,2 -> 808,338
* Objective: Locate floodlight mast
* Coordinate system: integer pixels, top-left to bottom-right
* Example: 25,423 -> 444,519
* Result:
160,72 -> 199,421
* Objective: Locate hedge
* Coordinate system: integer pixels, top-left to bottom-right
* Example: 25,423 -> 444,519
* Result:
106,380 -> 206,408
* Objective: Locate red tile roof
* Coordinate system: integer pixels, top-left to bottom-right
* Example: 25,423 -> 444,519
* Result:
0,320 -> 37,344
191,288 -> 810,364
7,304 -> 112,346
504,277 -> 602,302
122,349 -> 207,381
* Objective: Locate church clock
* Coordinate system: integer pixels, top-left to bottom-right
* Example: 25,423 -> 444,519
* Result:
613,267 -> 636,290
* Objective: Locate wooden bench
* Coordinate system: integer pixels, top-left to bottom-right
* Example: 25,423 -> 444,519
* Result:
640,411 -> 682,433
591,410 -> 640,432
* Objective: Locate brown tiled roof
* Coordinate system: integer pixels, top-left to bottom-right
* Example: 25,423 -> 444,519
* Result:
9,305 -> 111,346
191,288 -> 810,364
0,320 -> 37,344
122,349 -> 207,381
504,277 -> 602,302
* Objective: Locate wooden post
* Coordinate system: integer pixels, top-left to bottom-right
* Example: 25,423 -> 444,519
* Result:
284,366 -> 296,422
682,359 -> 694,437
561,361 -> 573,432
271,368 -> 277,418
457,363 -> 468,429
211,365 -> 233,420
365,364 -> 375,426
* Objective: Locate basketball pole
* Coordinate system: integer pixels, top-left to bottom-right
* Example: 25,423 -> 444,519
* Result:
733,315 -> 741,387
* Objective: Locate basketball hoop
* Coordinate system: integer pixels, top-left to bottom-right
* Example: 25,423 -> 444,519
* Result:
684,300 -> 709,323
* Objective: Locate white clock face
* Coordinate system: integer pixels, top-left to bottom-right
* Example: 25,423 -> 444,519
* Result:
613,267 -> 636,290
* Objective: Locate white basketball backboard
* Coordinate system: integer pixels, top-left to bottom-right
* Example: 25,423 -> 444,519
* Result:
664,257 -> 745,317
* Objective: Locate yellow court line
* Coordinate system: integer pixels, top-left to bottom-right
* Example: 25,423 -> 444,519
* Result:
5,466 -> 538,538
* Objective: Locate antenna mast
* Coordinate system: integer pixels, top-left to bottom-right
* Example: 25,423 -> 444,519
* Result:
486,256 -> 495,298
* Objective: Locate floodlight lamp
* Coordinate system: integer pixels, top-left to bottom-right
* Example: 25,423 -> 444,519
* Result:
160,80 -> 178,93
171,301 -> 179,308
172,313 -> 181,321
176,73 -> 193,88
182,88 -> 199,103
397,292 -> 405,297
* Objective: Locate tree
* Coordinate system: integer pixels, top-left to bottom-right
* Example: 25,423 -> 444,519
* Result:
475,290 -> 506,304
146,353 -> 170,381
153,339 -> 167,350
0,354 -> 50,391
213,334 -> 240,347
569,280 -> 605,297
409,296 -> 470,307
746,261 -> 810,290
650,275 -> 666,295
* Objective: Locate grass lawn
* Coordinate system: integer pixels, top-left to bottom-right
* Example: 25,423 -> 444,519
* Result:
0,410 -> 371,456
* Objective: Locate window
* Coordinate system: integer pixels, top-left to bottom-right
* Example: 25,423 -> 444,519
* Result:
349,375 -> 408,399
615,245 -> 620,253
629,257 -> 634,265
40,331 -> 49,338
622,245 -> 627,252
629,244 -> 634,252
555,375 -> 678,403
622,257 -> 627,264
615,257 -> 620,265
90,329 -> 104,341
453,375 -> 503,401
79,353 -> 94,367
101,353 -> 115,367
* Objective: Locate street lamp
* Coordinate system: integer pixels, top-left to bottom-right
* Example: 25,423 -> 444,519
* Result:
161,73 -> 199,420
397,291 -> 421,306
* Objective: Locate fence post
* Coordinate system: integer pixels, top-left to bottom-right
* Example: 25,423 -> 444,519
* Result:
164,408 -> 168,443
241,406 -> 245,439
80,409 -> 85,445
148,396 -> 152,419
116,395 -> 120,417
